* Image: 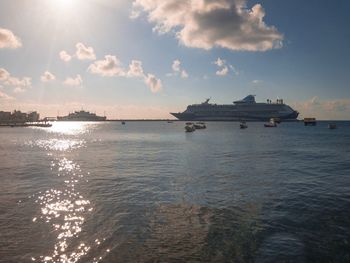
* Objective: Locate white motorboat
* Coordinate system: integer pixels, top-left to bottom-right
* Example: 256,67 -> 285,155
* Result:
264,118 -> 277,127
185,123 -> 196,132
240,121 -> 248,129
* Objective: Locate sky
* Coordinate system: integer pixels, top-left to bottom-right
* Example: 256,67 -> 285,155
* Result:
0,0 -> 350,119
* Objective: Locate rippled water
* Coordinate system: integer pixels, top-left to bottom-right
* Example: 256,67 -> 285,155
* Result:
1,121 -> 350,262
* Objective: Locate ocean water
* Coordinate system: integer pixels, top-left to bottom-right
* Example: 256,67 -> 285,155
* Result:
0,121 -> 350,263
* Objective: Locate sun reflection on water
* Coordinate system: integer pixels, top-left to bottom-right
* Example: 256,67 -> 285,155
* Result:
28,139 -> 86,152
31,157 -> 95,263
46,122 -> 97,136
27,122 -> 108,262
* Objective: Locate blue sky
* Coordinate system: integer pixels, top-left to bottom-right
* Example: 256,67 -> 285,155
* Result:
0,0 -> 350,119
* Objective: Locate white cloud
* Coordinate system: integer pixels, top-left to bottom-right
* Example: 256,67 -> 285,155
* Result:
172,60 -> 181,72
0,68 -> 10,81
132,0 -> 283,52
5,77 -> 31,89
169,59 -> 189,78
0,27 -> 22,49
181,70 -> 188,78
214,57 -> 225,67
216,66 -> 228,76
145,73 -> 162,93
41,71 -> 56,82
0,67 -> 31,92
0,90 -> 14,100
214,57 -> 236,76
63,74 -> 83,87
88,55 -> 162,93
229,65 -> 239,75
75,42 -> 96,60
59,43 -> 96,62
88,55 -> 125,77
252,79 -> 263,84
128,60 -> 163,92
59,51 -> 72,62
130,10 -> 141,19
127,60 -> 144,77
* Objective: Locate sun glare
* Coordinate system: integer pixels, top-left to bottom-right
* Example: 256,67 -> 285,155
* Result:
51,0 -> 76,10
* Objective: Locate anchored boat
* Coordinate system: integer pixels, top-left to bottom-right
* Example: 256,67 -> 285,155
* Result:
57,110 -> 106,121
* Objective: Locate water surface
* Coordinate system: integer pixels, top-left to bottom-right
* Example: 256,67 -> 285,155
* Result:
1,121 -> 350,262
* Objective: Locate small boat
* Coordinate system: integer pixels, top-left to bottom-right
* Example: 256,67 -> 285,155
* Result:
239,121 -> 248,129
185,123 -> 195,132
194,122 -> 206,129
271,117 -> 281,124
121,121 -> 126,125
328,123 -> 337,129
264,118 -> 277,127
167,121 -> 173,123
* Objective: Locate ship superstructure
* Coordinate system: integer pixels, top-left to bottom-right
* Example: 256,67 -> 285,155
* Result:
170,95 -> 299,121
57,110 -> 106,121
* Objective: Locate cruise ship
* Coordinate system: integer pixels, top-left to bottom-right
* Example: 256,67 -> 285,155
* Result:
170,95 -> 299,121
57,110 -> 106,121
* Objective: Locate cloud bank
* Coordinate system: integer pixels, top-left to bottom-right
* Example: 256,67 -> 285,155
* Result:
293,96 -> 350,120
0,90 -> 14,100
131,0 -> 283,51
0,28 -> 22,49
88,56 -> 162,93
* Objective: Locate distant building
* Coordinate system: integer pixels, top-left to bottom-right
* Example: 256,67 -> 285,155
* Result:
11,110 -> 27,123
0,111 -> 11,121
0,110 -> 40,123
27,111 -> 40,122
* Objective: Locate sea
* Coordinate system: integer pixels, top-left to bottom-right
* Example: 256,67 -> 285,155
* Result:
0,121 -> 350,263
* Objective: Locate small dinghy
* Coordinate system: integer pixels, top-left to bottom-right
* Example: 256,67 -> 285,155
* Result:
264,118 -> 277,127
185,122 -> 196,132
328,123 -> 337,129
194,122 -> 206,129
240,121 -> 248,129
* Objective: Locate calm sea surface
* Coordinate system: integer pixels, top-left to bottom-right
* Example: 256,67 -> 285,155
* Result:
0,121 -> 350,262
